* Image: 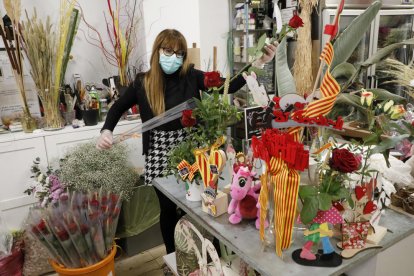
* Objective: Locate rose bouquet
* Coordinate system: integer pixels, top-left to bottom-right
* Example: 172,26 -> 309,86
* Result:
25,189 -> 122,269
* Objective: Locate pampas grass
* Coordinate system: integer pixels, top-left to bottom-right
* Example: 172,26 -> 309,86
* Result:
293,0 -> 318,96
376,58 -> 414,100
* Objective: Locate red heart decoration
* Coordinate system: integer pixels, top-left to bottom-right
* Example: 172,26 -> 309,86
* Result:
363,201 -> 377,214
332,201 -> 344,212
355,186 -> 367,201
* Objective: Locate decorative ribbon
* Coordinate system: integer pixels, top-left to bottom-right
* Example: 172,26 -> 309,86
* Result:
177,160 -> 199,182
194,136 -> 227,188
302,42 -> 340,118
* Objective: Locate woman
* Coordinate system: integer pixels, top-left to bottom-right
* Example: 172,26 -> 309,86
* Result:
96,29 -> 277,254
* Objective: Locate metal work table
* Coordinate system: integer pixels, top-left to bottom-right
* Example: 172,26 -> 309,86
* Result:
153,175 -> 414,276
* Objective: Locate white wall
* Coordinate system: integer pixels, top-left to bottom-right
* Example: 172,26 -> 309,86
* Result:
198,0 -> 230,72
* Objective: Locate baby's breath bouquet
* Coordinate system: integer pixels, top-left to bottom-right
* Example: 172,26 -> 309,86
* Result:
59,142 -> 137,200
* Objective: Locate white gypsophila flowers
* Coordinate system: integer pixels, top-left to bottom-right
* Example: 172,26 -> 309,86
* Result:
59,142 -> 138,200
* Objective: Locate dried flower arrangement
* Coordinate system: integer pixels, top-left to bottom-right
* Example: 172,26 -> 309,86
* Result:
80,0 -> 139,86
19,2 -> 80,129
59,142 -> 137,200
0,0 -> 37,132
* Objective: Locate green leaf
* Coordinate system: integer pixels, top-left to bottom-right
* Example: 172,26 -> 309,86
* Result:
247,47 -> 257,57
248,66 -> 266,76
331,62 -> 357,79
300,197 -> 319,224
331,1 -> 382,70
257,33 -> 267,51
361,37 -> 414,68
372,134 -> 409,154
337,187 -> 354,208
334,93 -> 368,115
299,185 -> 318,199
363,132 -> 380,145
370,88 -> 406,103
319,193 -> 332,211
275,37 -> 297,97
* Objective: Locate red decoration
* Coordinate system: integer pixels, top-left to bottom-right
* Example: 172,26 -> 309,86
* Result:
273,97 -> 281,109
342,221 -> 370,249
330,148 -> 361,173
288,11 -> 304,29
355,186 -> 367,201
204,71 -> 223,88
363,201 -> 377,214
181,109 -> 196,127
333,201 -> 344,212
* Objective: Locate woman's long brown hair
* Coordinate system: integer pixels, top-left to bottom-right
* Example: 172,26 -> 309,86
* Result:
144,29 -> 191,116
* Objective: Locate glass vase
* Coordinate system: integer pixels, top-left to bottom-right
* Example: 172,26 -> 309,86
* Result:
21,112 -> 37,133
43,101 -> 64,130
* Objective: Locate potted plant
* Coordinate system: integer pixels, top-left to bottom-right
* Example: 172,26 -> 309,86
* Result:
166,133 -> 204,202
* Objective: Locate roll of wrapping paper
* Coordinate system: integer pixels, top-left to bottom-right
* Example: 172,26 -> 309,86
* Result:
187,43 -> 201,70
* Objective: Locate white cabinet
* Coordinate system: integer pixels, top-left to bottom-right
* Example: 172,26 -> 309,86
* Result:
0,120 -> 143,230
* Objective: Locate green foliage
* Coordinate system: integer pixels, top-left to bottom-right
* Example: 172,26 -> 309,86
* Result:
192,91 -> 242,147
369,88 -> 406,103
275,37 -> 297,97
330,1 -> 381,70
331,62 -> 357,80
59,142 -> 138,200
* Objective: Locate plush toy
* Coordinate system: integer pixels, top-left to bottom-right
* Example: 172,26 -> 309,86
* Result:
228,165 -> 262,229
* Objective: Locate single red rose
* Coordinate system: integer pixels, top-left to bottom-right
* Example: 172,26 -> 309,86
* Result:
56,229 -> 69,241
329,148 -> 360,173
110,193 -> 119,203
181,109 -> 196,127
101,196 -> 108,204
89,199 -> 99,208
204,71 -> 223,88
288,12 -> 304,29
80,224 -> 89,235
67,222 -> 78,234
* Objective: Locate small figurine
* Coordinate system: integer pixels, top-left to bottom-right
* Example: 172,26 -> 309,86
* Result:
228,165 -> 262,229
293,207 -> 343,267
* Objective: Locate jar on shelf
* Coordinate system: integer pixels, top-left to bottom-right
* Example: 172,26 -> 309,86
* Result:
99,99 -> 108,121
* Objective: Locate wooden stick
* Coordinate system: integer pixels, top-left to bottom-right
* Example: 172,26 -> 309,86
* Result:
213,46 -> 217,72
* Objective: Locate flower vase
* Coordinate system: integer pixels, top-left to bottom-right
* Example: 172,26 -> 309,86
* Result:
21,112 -> 37,133
43,102 -> 64,130
341,221 -> 370,249
185,180 -> 203,202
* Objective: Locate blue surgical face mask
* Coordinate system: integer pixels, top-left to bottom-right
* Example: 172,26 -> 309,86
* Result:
159,53 -> 183,74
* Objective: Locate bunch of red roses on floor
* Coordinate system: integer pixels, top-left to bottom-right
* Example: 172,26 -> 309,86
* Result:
26,189 -> 122,268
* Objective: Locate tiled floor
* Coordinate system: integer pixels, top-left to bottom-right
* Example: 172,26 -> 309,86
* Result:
114,245 -> 167,276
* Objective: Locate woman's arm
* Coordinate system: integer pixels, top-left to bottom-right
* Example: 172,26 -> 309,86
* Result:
101,79 -> 141,132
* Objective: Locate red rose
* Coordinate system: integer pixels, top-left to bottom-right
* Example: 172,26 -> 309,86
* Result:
181,109 -> 196,127
330,148 -> 361,173
204,71 -> 223,88
288,12 -> 304,29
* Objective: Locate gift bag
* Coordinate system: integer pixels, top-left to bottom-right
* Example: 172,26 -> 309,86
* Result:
176,218 -> 248,276
342,221 -> 370,249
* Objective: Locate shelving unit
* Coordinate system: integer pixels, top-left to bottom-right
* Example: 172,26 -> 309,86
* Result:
228,0 -> 276,151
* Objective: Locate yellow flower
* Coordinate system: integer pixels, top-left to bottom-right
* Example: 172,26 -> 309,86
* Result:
360,90 -> 374,107
390,105 -> 406,119
383,100 -> 394,113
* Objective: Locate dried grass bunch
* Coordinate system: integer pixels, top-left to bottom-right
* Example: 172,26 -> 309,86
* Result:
376,58 -> 414,100
0,0 -> 36,130
59,142 -> 138,200
19,2 -> 79,128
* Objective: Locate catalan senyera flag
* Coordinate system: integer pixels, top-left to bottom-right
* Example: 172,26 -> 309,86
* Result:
302,42 -> 340,118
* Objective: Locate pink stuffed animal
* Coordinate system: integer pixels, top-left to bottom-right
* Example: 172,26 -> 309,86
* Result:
228,165 -> 262,229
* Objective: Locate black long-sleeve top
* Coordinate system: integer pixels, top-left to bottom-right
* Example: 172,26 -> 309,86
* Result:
102,67 -> 246,155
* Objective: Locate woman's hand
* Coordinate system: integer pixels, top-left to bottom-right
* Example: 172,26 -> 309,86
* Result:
96,129 -> 113,149
253,41 -> 279,68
